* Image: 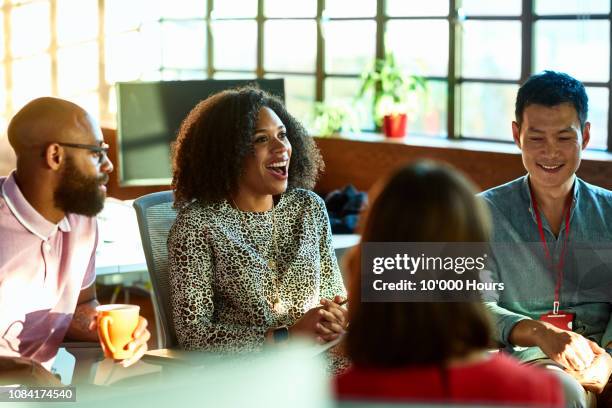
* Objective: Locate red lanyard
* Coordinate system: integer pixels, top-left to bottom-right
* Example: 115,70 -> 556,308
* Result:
529,188 -> 572,314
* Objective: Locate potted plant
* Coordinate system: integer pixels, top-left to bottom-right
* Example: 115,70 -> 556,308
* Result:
312,102 -> 360,137
358,52 -> 427,138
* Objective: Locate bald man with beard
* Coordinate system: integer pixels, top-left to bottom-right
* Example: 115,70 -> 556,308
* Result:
0,97 -> 149,372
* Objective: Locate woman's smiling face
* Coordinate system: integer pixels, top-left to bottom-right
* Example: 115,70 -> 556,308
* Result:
238,106 -> 292,199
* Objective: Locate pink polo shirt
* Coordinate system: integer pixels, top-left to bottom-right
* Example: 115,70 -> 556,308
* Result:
0,171 -> 96,369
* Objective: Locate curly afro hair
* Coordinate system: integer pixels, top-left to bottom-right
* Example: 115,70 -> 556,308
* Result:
172,86 -> 324,207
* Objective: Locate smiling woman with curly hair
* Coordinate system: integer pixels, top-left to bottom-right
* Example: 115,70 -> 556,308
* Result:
172,87 -> 322,207
168,86 -> 347,355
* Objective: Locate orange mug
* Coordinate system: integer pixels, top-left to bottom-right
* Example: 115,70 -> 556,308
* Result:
96,304 -> 140,360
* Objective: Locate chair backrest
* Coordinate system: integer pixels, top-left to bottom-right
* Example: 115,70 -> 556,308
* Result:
133,190 -> 178,349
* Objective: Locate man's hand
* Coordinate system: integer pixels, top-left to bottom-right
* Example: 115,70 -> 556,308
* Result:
89,316 -> 150,368
67,285 -> 151,367
119,316 -> 150,368
537,324 -> 595,371
66,300 -> 99,342
66,284 -> 99,341
566,341 -> 612,394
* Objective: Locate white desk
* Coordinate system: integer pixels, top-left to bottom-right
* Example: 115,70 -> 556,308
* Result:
95,199 -> 148,289
96,241 -> 146,276
95,198 -> 360,279
332,233 -> 360,250
50,345 -> 332,407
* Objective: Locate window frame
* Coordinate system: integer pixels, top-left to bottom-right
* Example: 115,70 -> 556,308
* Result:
1,0 -> 611,150
452,0 -> 612,150
202,0 -> 612,150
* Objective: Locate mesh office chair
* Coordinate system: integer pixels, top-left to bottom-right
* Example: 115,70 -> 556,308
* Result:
133,191 -> 178,349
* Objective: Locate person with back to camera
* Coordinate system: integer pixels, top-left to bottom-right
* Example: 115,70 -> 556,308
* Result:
168,87 -> 348,365
335,161 -> 564,407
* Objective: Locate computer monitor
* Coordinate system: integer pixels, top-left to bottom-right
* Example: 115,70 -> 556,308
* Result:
116,79 -> 285,186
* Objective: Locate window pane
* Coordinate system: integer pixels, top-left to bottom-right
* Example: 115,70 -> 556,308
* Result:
536,0 -> 609,15
586,86 -> 608,150
57,0 -> 98,46
12,54 -> 52,110
0,67 -> 5,114
0,118 -> 13,177
144,22 -> 164,67
461,82 -> 518,140
58,42 -> 98,95
108,86 -> 117,116
461,0 -> 521,16
134,70 -> 161,82
265,0 -> 316,17
325,0 -> 375,17
106,33 -> 140,82
160,69 -> 207,80
106,0 -> 158,34
265,74 -> 315,126
11,2 -> 50,58
461,21 -> 521,79
325,77 -> 373,130
535,20 -> 609,82
386,0 -> 448,16
212,0 -> 256,18
66,92 -> 100,120
325,21 -> 376,74
409,80 -> 447,137
160,0 -> 206,18
386,20 -> 448,77
211,21 -> 257,70
0,15 -> 4,60
264,21 -> 316,73
213,72 -> 256,79
161,21 -> 206,69
106,30 -> 161,82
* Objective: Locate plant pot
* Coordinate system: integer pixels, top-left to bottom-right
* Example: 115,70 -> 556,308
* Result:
382,113 -> 407,138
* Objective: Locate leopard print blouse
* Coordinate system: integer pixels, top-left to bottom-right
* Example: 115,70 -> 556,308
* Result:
168,188 -> 347,353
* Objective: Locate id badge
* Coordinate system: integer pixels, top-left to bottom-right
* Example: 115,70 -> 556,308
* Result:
539,311 -> 575,331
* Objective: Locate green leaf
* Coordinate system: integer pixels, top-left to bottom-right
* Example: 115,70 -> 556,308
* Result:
355,51 -> 428,126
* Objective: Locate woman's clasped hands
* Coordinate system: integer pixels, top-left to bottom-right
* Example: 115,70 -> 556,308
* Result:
289,295 -> 348,344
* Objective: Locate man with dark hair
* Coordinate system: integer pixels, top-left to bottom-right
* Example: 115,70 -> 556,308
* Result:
481,71 -> 612,407
0,97 -> 150,372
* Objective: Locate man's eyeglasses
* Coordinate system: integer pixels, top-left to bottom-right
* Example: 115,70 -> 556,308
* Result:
57,142 -> 110,165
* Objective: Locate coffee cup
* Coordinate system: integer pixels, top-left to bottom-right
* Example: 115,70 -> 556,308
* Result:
96,304 -> 140,360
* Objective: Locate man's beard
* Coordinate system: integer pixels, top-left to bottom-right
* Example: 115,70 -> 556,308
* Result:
54,157 -> 107,217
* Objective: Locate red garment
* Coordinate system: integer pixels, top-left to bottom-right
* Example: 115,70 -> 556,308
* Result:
335,353 -> 563,407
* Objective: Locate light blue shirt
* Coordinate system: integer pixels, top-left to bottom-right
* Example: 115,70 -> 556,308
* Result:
479,175 -> 612,361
